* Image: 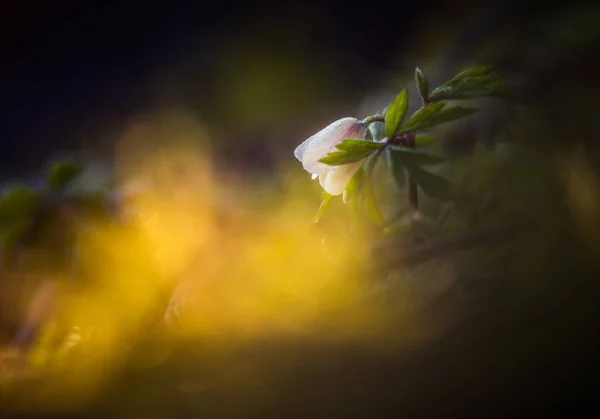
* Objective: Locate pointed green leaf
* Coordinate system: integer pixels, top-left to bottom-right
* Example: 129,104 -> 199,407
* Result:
47,161 -> 85,191
385,89 -> 409,139
415,67 -> 429,102
398,103 -> 478,134
452,65 -> 495,81
404,165 -> 454,202
319,139 -> 384,166
313,192 -> 334,223
334,139 -> 383,152
429,74 -> 499,99
427,66 -> 524,102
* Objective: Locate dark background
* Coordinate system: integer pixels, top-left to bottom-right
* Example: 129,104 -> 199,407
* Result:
1,0 -> 573,179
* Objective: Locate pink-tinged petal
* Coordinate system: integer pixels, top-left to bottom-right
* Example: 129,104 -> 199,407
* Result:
295,117 -> 368,174
318,160 -> 364,196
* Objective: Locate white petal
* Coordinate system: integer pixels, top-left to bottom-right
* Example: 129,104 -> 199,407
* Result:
318,160 -> 364,196
311,173 -> 318,180
293,136 -> 313,162
297,117 -> 368,174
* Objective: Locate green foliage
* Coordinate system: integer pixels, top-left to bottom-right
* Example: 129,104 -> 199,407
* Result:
384,89 -> 409,139
404,164 -> 454,202
397,103 -> 478,134
386,148 -> 453,201
0,186 -> 40,252
387,147 -> 445,166
319,139 -> 384,166
344,165 -> 365,204
415,134 -> 435,147
313,192 -> 334,223
428,65 -> 516,102
47,161 -> 85,192
386,148 -> 405,190
306,64 -> 517,222
362,151 -> 385,225
0,160 -> 117,260
415,67 -> 429,102
0,186 -> 39,221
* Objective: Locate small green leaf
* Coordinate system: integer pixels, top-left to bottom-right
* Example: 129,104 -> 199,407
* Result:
385,89 -> 409,139
430,76 -> 509,101
427,66 -> 523,102
398,103 -> 478,134
47,161 -> 85,191
415,67 -> 429,101
313,192 -> 334,223
404,165 -> 454,202
453,65 -> 495,81
319,139 -> 384,166
334,139 -> 382,152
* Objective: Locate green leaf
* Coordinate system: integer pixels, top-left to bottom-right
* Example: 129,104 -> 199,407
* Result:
404,165 -> 454,202
388,147 -> 446,166
47,161 -> 85,191
319,139 -> 384,166
334,139 -> 382,152
0,186 -> 39,222
452,65 -> 495,81
385,89 -> 409,139
313,192 -> 334,223
343,165 -> 365,204
0,186 -> 39,252
415,134 -> 435,147
427,66 -> 523,102
398,103 -> 478,134
362,150 -> 385,226
386,148 -> 405,191
364,179 -> 383,226
430,76 -> 510,101
415,67 -> 429,101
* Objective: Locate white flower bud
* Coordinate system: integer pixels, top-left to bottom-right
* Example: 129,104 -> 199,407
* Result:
294,117 -> 368,174
294,117 -> 368,196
